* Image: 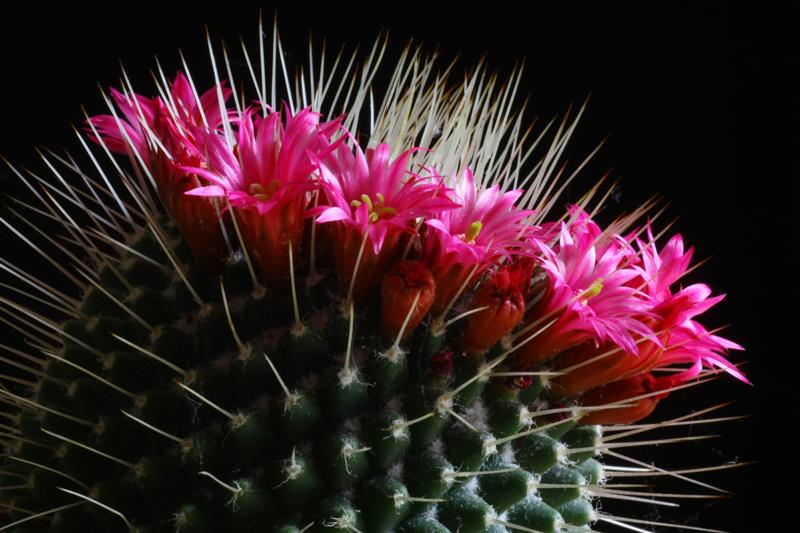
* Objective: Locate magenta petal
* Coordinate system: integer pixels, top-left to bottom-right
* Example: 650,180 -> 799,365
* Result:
424,218 -> 450,233
176,166 -> 232,189
184,185 -> 227,197
369,223 -> 388,255
315,206 -> 352,224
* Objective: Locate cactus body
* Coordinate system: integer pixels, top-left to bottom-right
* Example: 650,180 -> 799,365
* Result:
0,230 -> 606,532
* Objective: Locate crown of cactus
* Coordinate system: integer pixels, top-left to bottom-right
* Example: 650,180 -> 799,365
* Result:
0,19 -> 749,533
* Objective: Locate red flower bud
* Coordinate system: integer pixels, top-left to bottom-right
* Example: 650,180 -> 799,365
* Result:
459,261 -> 531,354
380,260 -> 436,340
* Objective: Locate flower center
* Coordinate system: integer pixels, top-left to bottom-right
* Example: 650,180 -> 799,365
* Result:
249,179 -> 281,201
350,193 -> 398,223
455,221 -> 484,243
579,279 -> 604,306
465,221 -> 483,243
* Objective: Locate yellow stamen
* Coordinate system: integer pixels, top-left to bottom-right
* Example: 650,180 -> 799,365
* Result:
465,221 -> 483,243
360,194 -> 374,212
586,279 -> 604,298
249,180 -> 281,201
351,193 -> 396,224
580,279 -> 604,305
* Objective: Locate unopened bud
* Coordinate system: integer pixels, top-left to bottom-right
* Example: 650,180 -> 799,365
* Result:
380,260 -> 436,340
459,262 -> 530,354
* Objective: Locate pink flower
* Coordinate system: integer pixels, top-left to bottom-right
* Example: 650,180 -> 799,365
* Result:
181,106 -> 341,285
87,73 -> 233,271
515,208 -> 657,365
88,73 -> 230,163
549,227 -> 747,401
311,139 -> 458,301
421,168 -> 536,315
634,230 -> 747,383
654,321 -> 747,384
88,87 -> 155,156
183,107 -> 339,213
635,231 -> 694,301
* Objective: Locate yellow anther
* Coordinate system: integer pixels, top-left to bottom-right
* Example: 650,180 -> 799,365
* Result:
351,193 -> 395,223
248,182 -> 269,201
249,180 -> 281,201
579,279 -> 604,305
465,221 -> 483,243
360,194 -> 374,212
585,279 -> 604,298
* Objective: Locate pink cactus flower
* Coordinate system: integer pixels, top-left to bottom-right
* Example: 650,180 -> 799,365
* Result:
421,167 -> 536,315
550,228 -> 747,401
88,73 -> 230,169
182,106 -> 340,286
654,321 -> 747,383
311,139 -> 458,302
635,229 -> 747,383
87,87 -> 154,157
515,208 -> 657,365
87,73 -> 233,271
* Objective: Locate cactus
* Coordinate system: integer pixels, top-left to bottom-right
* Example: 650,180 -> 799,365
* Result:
0,19 -> 749,533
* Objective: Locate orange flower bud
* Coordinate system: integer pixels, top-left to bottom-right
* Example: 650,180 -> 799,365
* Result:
459,261 -> 531,354
380,260 -> 436,340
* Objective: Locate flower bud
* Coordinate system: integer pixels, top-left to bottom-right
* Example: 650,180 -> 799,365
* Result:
459,261 -> 531,355
380,260 -> 436,340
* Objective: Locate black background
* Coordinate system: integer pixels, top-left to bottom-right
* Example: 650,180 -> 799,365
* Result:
0,2 -> 792,531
